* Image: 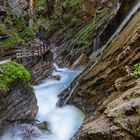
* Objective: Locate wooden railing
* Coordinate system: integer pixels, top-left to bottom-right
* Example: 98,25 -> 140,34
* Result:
0,46 -> 17,60
16,45 -> 49,59
0,42 -> 50,61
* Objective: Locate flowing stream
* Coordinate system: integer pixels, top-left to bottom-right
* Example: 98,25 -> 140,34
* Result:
0,65 -> 85,140
2,1 -> 140,140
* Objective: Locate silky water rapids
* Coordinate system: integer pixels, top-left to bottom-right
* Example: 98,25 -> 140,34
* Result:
0,64 -> 85,140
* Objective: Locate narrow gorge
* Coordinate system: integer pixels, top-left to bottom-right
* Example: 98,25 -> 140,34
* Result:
0,0 -> 140,140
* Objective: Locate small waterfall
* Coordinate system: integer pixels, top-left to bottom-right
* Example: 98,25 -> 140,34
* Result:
103,0 -> 140,48
90,0 -> 140,60
59,0 -> 140,106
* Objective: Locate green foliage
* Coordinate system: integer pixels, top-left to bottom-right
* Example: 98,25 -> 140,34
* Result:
59,5 -> 111,57
0,10 -> 36,47
2,28 -> 22,46
0,61 -> 31,94
76,6 -> 110,47
46,0 -> 83,35
20,27 -> 36,41
77,40 -> 90,48
34,0 -> 46,7
63,0 -> 83,7
132,63 -> 140,79
47,13 -> 79,35
0,23 -> 6,35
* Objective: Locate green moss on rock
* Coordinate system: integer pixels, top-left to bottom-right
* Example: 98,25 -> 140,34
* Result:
34,0 -> 46,7
132,63 -> 140,79
0,23 -> 6,35
0,9 -> 36,47
0,61 -> 31,94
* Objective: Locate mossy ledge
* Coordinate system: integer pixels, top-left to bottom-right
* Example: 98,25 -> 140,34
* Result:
132,63 -> 140,79
0,61 -> 31,94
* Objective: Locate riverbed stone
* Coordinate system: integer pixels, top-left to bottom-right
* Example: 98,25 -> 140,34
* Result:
37,121 -> 48,131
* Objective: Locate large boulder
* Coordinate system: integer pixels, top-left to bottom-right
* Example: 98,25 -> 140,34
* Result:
0,82 -> 38,130
37,121 -> 48,131
74,78 -> 140,140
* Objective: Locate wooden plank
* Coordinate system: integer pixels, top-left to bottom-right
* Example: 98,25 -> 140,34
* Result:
0,56 -> 11,61
15,44 -> 50,58
16,52 -> 40,58
0,58 -> 11,65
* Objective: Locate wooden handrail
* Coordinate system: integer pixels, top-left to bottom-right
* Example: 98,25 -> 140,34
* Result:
0,39 -> 50,60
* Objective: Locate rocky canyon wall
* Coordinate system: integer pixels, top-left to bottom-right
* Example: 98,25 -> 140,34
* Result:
70,8 -> 140,140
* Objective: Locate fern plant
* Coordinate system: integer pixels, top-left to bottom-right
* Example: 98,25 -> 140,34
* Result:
132,63 -> 140,79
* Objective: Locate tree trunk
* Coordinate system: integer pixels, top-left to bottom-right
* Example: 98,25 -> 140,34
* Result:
29,0 -> 33,28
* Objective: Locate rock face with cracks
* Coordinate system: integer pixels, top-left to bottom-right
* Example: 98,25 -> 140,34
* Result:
70,9 -> 140,140
0,0 -> 140,139
0,83 -> 38,131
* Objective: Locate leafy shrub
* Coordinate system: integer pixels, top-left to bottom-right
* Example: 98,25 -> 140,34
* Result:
34,0 -> 46,7
63,0 -> 83,7
0,23 -> 6,35
2,28 -> 22,46
0,11 -> 35,46
0,61 -> 31,94
132,63 -> 140,79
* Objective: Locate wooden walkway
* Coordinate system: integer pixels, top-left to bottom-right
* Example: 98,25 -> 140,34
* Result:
16,45 -> 49,59
0,57 -> 11,65
0,46 -> 16,65
0,39 -> 50,65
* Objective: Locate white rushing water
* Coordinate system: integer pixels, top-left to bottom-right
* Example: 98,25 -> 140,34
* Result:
0,64 -> 85,140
